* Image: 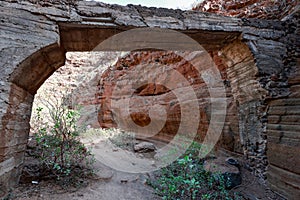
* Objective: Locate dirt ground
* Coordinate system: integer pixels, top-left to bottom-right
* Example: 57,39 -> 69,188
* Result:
7,133 -> 285,200
10,166 -> 159,200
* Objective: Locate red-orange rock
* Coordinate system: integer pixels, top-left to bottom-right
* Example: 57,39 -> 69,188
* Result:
193,0 -> 299,20
97,51 -> 240,152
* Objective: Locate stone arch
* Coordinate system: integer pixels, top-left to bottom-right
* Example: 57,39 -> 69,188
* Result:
0,27 -> 265,197
10,44 -> 66,94
0,0 -> 299,198
0,26 -> 252,194
0,43 -> 66,195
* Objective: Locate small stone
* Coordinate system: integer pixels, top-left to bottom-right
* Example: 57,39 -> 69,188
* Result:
134,142 -> 156,153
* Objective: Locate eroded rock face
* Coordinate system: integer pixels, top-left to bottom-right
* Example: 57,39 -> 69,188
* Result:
193,0 -> 299,20
64,52 -> 123,128
97,50 -> 241,152
98,51 -> 208,140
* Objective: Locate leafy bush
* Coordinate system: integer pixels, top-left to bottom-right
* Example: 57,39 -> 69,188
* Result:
147,142 -> 240,200
31,99 -> 94,186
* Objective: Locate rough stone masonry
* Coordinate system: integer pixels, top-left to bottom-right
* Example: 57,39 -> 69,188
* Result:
0,0 -> 299,199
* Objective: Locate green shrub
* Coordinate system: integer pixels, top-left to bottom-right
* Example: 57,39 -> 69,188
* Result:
31,100 -> 94,186
147,142 -> 240,200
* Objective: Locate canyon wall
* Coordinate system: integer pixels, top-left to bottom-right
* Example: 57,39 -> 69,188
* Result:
97,50 -> 242,154
193,0 -> 299,19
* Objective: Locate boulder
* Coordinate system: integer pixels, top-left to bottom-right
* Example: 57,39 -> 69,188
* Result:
134,142 -> 156,153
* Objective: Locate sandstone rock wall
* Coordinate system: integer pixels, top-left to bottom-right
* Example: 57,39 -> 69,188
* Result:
265,11 -> 300,198
244,11 -> 300,198
193,0 -> 299,20
97,50 -> 242,153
